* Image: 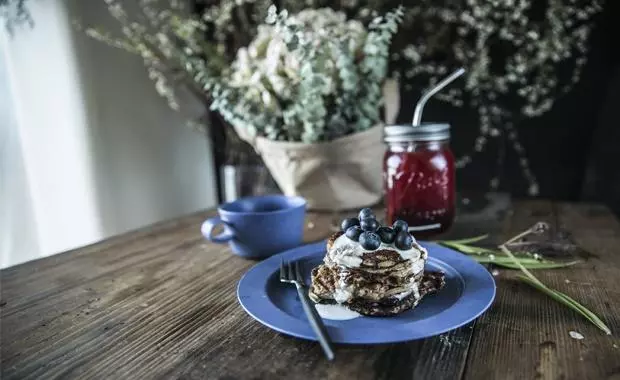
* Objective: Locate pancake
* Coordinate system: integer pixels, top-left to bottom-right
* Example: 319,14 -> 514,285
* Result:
343,271 -> 445,316
310,228 -> 444,316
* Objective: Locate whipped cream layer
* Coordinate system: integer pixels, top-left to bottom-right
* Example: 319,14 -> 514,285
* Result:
325,233 -> 427,273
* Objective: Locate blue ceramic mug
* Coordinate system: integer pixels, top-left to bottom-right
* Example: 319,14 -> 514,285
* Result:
201,195 -> 307,259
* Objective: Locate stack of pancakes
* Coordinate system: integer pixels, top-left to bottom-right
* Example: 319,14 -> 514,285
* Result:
309,232 -> 445,316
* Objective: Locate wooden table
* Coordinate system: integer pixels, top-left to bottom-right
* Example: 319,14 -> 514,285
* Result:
2,198 -> 619,379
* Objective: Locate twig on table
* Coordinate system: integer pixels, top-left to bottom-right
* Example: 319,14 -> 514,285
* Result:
499,224 -> 611,335
436,222 -> 611,335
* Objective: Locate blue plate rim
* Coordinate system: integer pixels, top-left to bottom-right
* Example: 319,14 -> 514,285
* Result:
237,241 -> 496,344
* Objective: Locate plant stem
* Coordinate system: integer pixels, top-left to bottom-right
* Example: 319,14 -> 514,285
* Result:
504,228 -> 534,246
499,224 -> 611,335
518,275 -> 611,335
499,245 -> 543,286
436,234 -> 489,245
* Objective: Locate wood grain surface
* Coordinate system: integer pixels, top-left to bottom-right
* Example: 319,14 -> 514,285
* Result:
464,201 -> 620,380
1,198 -> 619,380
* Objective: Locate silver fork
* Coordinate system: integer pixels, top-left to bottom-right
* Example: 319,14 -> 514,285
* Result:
280,260 -> 335,361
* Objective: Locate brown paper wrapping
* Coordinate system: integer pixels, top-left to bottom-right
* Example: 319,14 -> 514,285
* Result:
231,79 -> 400,210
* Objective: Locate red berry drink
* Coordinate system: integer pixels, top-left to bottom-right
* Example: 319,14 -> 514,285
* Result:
383,124 -> 456,238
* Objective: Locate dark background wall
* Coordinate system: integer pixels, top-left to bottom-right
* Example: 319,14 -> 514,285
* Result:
396,0 -> 619,215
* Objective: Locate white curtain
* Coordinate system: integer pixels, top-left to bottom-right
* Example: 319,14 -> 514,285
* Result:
1,42 -> 41,267
1,1 -> 217,268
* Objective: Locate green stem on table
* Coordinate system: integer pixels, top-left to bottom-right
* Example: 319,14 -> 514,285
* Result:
439,241 -> 495,255
473,256 -> 579,269
499,245 -> 542,285
437,226 -> 611,335
503,229 -> 535,246
437,240 -> 580,269
517,275 -> 612,335
438,234 -> 489,245
500,244 -> 611,335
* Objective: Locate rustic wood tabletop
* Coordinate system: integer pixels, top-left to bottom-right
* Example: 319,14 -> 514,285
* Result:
1,197 -> 619,379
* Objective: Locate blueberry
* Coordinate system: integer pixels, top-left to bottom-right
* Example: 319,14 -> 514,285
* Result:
392,220 -> 409,233
377,227 -> 396,244
395,231 -> 413,250
345,226 -> 363,241
360,218 -> 379,232
341,217 -> 360,232
358,208 -> 375,220
359,231 -> 381,250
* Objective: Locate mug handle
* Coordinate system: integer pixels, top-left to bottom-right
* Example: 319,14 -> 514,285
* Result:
201,216 -> 235,243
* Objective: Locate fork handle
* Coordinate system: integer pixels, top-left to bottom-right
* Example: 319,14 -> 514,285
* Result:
295,284 -> 335,361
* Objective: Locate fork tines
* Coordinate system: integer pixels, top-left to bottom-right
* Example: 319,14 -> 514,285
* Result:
280,260 -> 303,284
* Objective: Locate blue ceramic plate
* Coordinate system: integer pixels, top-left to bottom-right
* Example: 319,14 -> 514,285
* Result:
237,241 -> 495,344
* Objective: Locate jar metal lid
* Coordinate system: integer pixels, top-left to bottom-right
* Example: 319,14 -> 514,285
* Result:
383,123 -> 450,143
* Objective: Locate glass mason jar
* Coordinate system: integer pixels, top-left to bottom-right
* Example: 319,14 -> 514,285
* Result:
383,123 -> 456,237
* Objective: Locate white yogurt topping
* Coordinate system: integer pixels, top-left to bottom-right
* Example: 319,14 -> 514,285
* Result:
393,290 -> 412,300
412,282 -> 421,300
410,258 -> 425,275
315,303 -> 361,320
333,285 -> 352,303
326,241 -> 363,268
327,233 -> 427,269
394,282 -> 421,301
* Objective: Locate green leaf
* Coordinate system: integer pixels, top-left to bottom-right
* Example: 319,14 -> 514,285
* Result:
517,275 -> 611,335
499,245 -> 543,284
439,234 -> 611,335
436,234 -> 489,245
500,245 -> 611,335
473,256 -> 580,269
443,241 -> 580,269
438,241 -> 495,255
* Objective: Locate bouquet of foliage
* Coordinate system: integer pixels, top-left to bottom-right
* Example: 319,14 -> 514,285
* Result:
90,4 -> 402,209
195,6 -> 403,208
82,3 -> 402,144
190,6 -> 403,143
